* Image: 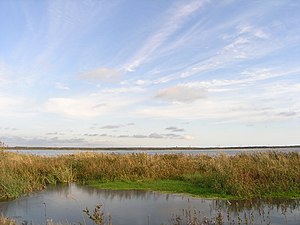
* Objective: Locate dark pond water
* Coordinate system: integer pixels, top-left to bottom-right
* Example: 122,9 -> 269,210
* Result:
0,184 -> 299,225
6,147 -> 300,156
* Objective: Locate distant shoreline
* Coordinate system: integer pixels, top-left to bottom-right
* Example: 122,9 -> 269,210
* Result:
5,145 -> 300,151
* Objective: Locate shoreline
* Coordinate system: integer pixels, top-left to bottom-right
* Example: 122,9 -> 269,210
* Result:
4,145 -> 300,151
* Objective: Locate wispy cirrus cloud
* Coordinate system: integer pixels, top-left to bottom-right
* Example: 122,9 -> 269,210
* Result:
34,0 -> 110,65
156,85 -> 207,103
236,24 -> 269,39
124,0 -> 208,72
144,19 -> 300,87
184,67 -> 300,92
80,67 -> 122,82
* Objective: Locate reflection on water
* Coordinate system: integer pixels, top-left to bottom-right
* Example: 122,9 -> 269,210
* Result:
0,184 -> 299,225
6,147 -> 300,156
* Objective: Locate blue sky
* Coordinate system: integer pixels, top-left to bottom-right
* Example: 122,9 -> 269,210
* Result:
0,0 -> 300,147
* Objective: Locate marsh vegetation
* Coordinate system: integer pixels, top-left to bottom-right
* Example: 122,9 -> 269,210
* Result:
1,150 -> 299,200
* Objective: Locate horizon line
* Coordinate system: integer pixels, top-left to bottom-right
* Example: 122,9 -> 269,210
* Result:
5,145 -> 300,150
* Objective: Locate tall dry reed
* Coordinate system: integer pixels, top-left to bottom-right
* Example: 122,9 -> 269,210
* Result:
0,151 -> 74,199
189,151 -> 300,198
0,216 -> 17,225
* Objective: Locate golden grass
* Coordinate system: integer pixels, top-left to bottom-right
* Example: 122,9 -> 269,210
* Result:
190,151 -> 300,198
0,151 -> 74,199
0,216 -> 17,225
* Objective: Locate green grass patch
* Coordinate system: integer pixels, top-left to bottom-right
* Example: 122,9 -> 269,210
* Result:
87,178 -> 300,200
86,179 -> 233,199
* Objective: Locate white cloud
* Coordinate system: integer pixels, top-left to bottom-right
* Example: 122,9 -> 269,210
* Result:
101,86 -> 144,94
137,69 -> 300,123
0,94 -> 36,117
44,97 -> 100,117
135,80 -> 150,86
80,67 -> 122,82
155,85 -> 207,103
43,90 -> 137,118
177,68 -> 300,93
55,82 -> 70,90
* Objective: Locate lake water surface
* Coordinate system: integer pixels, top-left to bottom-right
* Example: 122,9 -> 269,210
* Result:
6,147 -> 300,156
0,184 -> 299,225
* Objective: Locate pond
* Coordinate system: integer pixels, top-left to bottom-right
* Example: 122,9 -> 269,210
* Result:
6,147 -> 300,156
0,184 -> 299,225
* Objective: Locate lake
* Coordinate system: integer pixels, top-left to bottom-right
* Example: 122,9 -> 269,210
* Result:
0,184 -> 299,225
5,147 -> 300,156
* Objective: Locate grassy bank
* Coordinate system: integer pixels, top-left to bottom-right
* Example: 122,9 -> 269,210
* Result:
0,150 -> 299,200
87,179 -> 229,198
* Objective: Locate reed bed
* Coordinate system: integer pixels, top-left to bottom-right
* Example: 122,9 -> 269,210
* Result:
0,151 -> 74,199
0,150 -> 299,200
0,216 -> 17,225
184,151 -> 300,198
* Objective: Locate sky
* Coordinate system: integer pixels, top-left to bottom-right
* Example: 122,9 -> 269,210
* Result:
0,0 -> 300,147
